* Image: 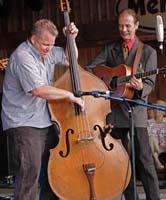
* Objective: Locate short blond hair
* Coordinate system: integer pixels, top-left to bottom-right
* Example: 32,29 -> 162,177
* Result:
31,19 -> 59,38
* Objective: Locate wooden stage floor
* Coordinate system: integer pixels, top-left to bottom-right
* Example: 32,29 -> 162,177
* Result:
0,178 -> 165,200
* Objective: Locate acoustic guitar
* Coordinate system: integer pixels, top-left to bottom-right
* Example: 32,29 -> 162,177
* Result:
92,64 -> 166,99
0,58 -> 8,71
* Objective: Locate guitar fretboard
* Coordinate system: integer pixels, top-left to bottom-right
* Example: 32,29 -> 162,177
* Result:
117,68 -> 165,84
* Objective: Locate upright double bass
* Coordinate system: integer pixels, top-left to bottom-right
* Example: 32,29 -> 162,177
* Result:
48,1 -> 131,199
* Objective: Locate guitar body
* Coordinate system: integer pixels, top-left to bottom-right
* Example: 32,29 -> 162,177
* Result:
0,58 -> 8,71
92,64 -> 134,98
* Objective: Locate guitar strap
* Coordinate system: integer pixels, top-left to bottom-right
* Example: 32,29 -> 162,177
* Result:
132,41 -> 144,74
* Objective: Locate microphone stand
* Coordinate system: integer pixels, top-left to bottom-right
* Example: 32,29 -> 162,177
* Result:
102,95 -> 166,111
78,90 -> 166,200
121,100 -> 137,200
101,95 -> 166,199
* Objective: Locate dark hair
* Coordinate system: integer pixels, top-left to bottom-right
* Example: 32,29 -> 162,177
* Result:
118,8 -> 139,24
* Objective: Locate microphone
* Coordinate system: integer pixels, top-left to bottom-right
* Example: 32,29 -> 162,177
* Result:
74,90 -> 115,97
156,15 -> 164,54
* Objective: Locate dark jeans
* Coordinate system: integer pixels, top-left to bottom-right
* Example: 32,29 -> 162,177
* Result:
6,125 -> 59,200
111,127 -> 160,200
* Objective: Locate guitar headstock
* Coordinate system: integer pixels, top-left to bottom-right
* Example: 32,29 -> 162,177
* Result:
60,0 -> 70,12
0,58 -> 9,71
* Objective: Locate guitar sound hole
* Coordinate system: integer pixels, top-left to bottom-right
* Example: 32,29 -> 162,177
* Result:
110,76 -> 118,89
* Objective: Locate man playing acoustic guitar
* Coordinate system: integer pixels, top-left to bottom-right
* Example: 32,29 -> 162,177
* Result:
85,8 -> 160,200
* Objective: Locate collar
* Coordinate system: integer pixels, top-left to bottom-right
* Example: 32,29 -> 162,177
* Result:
122,36 -> 137,52
26,39 -> 41,59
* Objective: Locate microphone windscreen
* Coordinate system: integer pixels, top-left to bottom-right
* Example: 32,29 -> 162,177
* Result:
156,15 -> 164,42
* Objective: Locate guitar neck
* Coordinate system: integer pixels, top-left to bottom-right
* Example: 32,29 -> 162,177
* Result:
118,68 -> 159,84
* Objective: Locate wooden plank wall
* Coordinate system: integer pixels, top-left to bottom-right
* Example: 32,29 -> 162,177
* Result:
0,0 -> 165,102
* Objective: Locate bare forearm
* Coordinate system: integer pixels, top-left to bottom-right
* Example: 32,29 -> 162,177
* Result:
32,85 -> 74,101
32,84 -> 85,111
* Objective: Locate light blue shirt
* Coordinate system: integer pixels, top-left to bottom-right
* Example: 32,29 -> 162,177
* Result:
1,39 -> 66,130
